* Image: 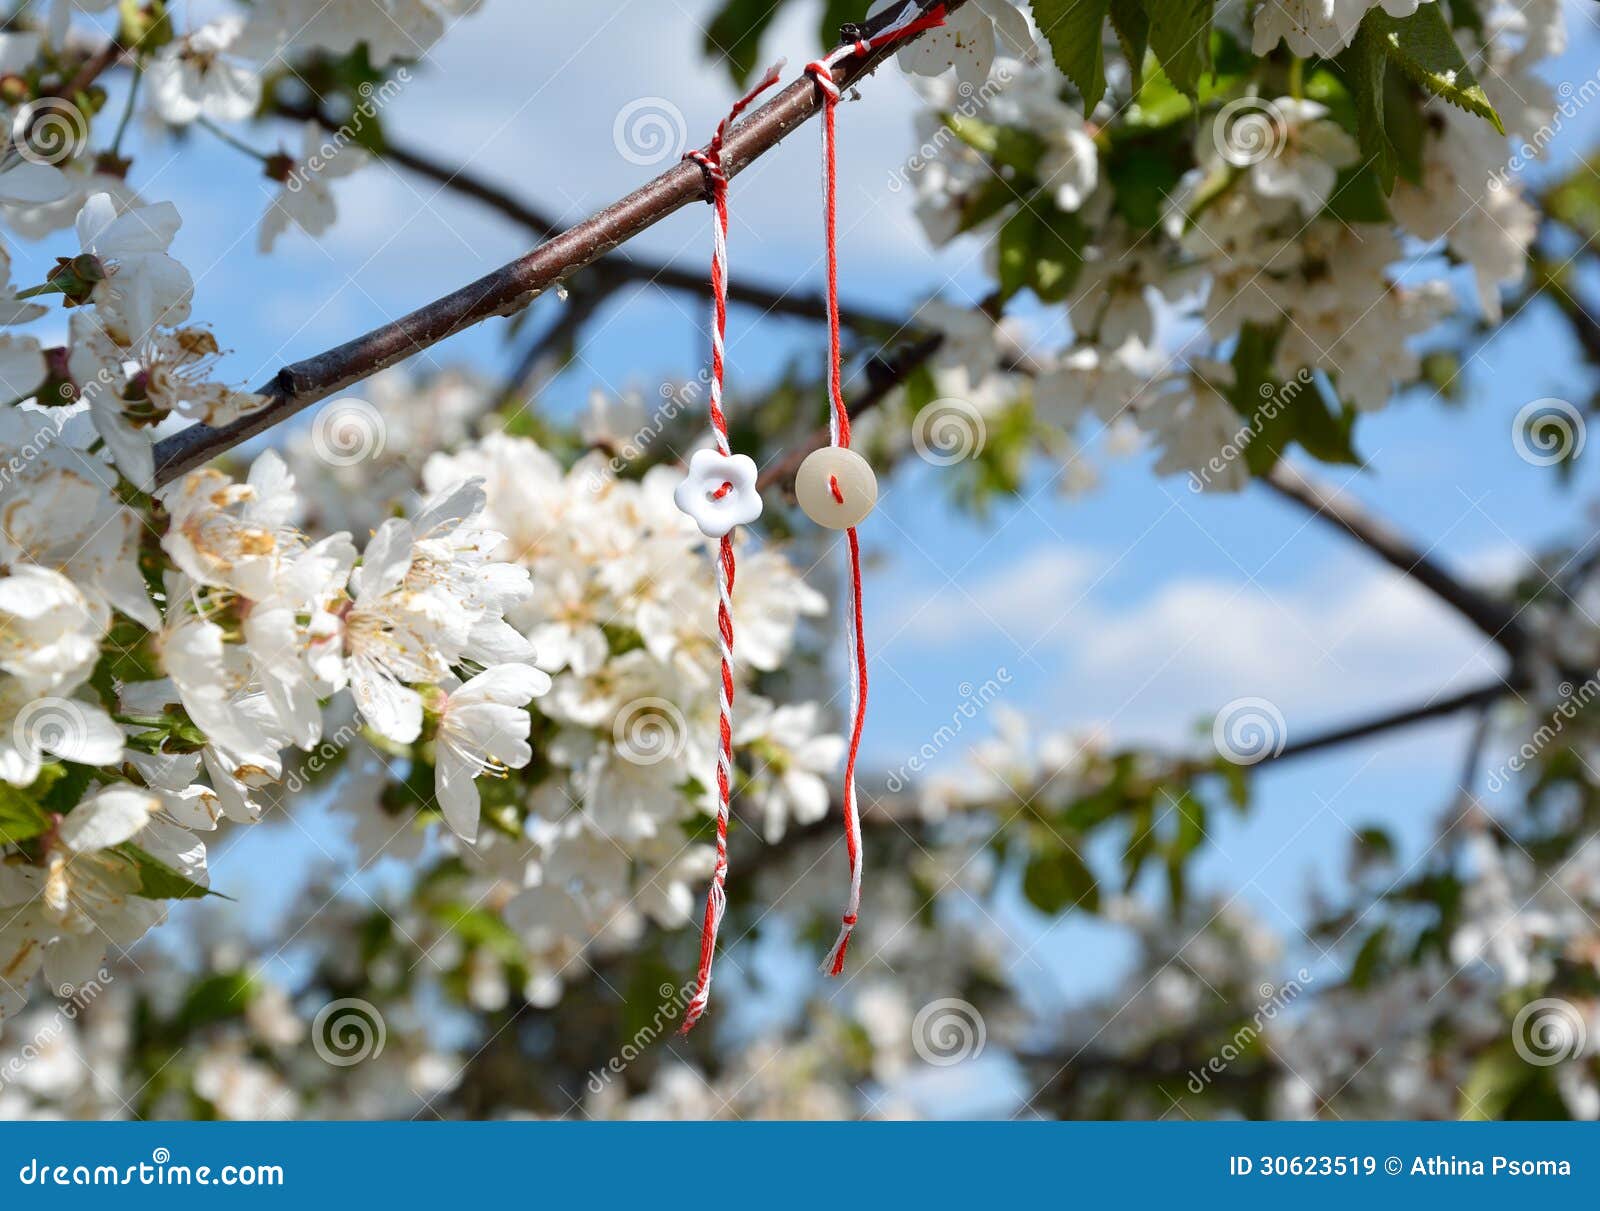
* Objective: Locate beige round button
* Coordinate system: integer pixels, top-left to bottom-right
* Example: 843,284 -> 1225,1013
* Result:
796,447 -> 877,530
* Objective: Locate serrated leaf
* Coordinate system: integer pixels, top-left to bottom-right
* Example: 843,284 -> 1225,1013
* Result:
1369,4 -> 1503,134
1146,0 -> 1214,97
1030,0 -> 1112,112
1108,0 -> 1149,92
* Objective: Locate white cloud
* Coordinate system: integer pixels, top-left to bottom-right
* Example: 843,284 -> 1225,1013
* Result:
893,543 -> 1504,747
902,545 -> 1103,643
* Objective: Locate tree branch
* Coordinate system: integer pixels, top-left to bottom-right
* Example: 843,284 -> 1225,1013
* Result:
1261,461 -> 1531,662
273,98 -> 908,337
152,0 -> 963,485
1265,677 -> 1520,765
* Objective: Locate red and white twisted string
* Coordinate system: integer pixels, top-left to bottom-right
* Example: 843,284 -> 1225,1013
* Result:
807,2 -> 947,978
681,62 -> 785,1034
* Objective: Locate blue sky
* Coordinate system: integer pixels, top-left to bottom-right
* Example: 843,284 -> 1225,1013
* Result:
88,1 -> 1600,1021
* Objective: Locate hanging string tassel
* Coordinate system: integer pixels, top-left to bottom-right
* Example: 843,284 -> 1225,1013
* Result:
806,2 -> 947,979
676,62 -> 786,1035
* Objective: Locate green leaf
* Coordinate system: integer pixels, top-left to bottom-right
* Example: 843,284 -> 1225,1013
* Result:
1458,1043 -> 1535,1120
957,175 -> 1023,233
1293,382 -> 1361,466
945,114 -> 1044,175
1108,0 -> 1149,93
1023,843 -> 1100,914
0,784 -> 50,845
1145,0 -> 1214,97
38,762 -> 95,818
1031,206 -> 1087,301
1165,790 -> 1206,862
816,0 -> 871,54
1349,924 -> 1389,988
1368,4 -> 1503,134
1383,69 -> 1428,185
174,971 -> 257,1034
1230,328 -> 1362,472
1125,67 -> 1195,128
996,201 -> 1086,303
703,0 -> 781,85
1106,132 -> 1187,229
118,844 -> 219,901
1338,20 -> 1394,191
1030,0 -> 1112,113
1324,164 -> 1392,224
1121,801 -> 1156,891
996,207 -> 1038,301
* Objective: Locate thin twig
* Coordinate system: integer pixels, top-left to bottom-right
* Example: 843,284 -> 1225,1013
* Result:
152,0 -> 964,486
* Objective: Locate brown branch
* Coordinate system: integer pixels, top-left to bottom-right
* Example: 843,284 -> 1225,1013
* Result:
62,38 -> 122,97
151,0 -> 964,486
1266,677 -> 1520,765
282,103 -> 908,337
1262,461 -> 1531,662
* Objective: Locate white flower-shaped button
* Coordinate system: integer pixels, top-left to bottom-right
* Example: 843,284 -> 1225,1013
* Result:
673,448 -> 763,538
